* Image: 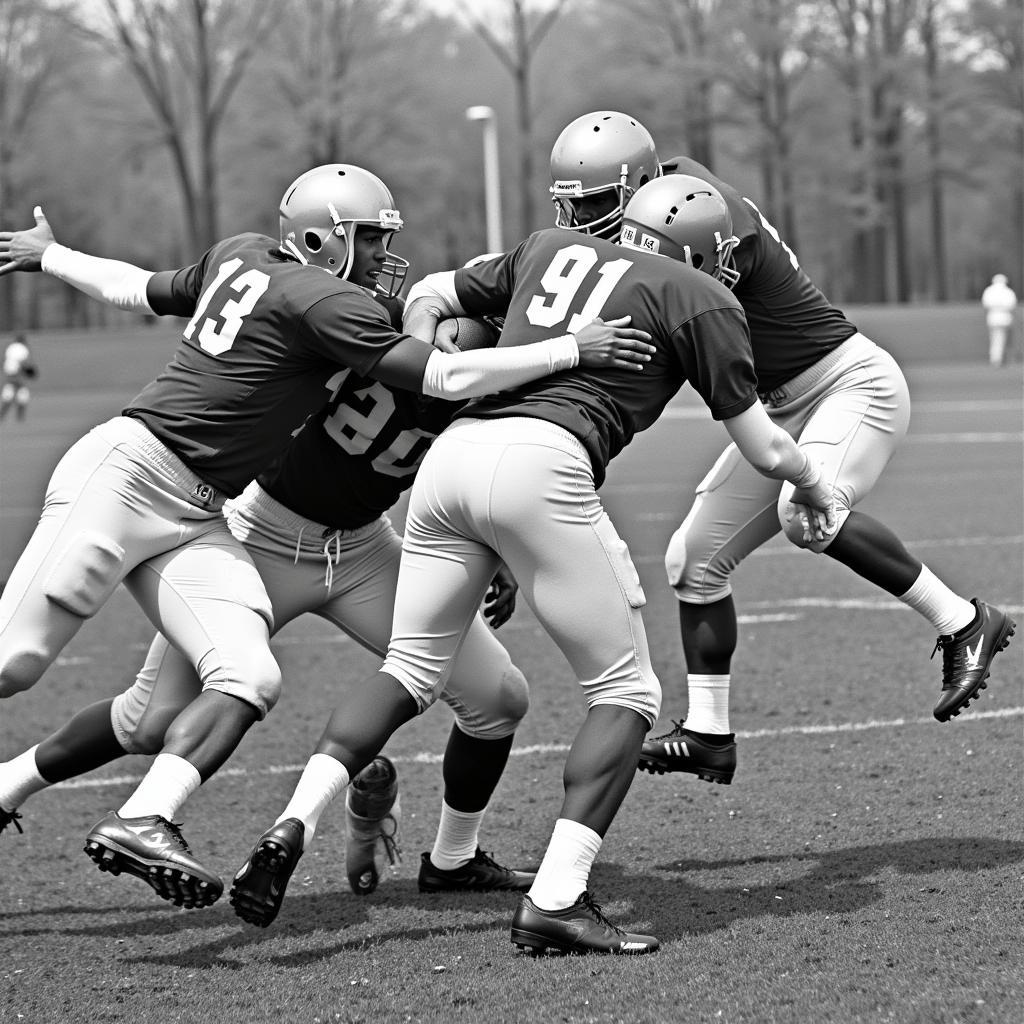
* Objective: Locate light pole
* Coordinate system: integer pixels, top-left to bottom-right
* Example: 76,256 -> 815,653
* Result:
465,105 -> 503,254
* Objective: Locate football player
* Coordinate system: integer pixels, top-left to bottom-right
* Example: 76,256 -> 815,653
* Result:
228,179 -> 837,954
0,164 -> 654,909
0,333 -> 37,421
0,307 -> 538,909
545,113 -> 1016,781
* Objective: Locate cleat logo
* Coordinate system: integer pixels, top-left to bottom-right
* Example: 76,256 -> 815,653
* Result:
965,636 -> 984,670
124,823 -> 174,851
619,941 -> 649,951
669,742 -> 690,759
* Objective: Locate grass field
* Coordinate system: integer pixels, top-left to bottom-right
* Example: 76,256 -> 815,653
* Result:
0,331 -> 1021,1024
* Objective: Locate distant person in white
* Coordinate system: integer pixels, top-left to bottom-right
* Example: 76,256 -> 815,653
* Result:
0,334 -> 36,422
981,273 -> 1018,367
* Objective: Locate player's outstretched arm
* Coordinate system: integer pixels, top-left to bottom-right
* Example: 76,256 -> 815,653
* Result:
722,402 -> 836,542
0,206 -> 155,312
0,205 -> 56,276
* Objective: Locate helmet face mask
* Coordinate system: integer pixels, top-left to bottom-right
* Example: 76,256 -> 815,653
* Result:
549,111 -> 661,241
279,164 -> 409,297
620,174 -> 740,288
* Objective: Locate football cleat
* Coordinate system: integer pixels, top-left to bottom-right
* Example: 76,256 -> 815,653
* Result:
637,721 -> 736,783
229,817 -> 305,928
0,806 -> 24,836
83,810 -> 223,909
932,599 -> 1016,721
511,891 -> 659,956
418,847 -> 537,893
345,755 -> 402,895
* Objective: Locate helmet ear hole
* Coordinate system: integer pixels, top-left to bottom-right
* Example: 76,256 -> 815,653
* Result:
691,253 -> 705,270
304,230 -> 323,252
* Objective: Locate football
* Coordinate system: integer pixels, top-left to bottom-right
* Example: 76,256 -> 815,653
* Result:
435,316 -> 499,352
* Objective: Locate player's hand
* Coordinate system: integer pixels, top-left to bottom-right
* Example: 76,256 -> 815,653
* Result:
0,206 -> 56,277
431,318 -> 461,354
483,564 -> 518,629
790,475 -> 837,544
574,316 -> 655,370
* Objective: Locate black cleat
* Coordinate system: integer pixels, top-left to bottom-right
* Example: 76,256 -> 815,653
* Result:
418,847 -> 536,893
511,891 -> 659,956
83,810 -> 223,909
229,817 -> 305,928
345,756 -> 401,896
638,721 -> 736,783
932,599 -> 1016,722
0,806 -> 24,836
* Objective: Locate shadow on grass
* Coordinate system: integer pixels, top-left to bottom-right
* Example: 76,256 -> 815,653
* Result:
618,835 -> 1024,942
4,837 -> 1020,963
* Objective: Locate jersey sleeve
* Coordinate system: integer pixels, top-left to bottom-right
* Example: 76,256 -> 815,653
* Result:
671,306 -> 760,421
146,261 -> 209,317
452,244 -> 523,316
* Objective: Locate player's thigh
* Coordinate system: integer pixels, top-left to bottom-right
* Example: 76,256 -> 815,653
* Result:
487,441 -> 652,688
111,633 -> 202,753
125,526 -> 280,716
0,428 -> 168,691
665,443 -> 783,597
792,346 -> 910,509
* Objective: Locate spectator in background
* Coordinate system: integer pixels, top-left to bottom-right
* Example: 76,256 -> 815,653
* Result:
981,273 -> 1018,367
1,333 -> 37,422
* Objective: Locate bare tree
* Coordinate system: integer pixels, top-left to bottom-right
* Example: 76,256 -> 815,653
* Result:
0,0 -> 79,326
71,0 -> 281,254
460,0 -> 568,237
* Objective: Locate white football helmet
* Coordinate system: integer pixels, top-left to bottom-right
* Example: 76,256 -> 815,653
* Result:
548,111 -> 661,240
278,164 -> 409,297
620,174 -> 740,287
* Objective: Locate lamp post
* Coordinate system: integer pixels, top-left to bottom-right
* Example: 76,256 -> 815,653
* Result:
466,105 -> 503,254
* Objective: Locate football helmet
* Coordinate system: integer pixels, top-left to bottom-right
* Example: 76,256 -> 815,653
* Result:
620,174 -> 740,287
548,111 -> 661,240
278,164 -> 409,297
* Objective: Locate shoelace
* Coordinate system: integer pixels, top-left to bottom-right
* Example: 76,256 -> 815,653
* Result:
654,719 -> 688,742
474,849 -> 511,876
378,813 -> 402,866
930,634 -> 969,685
0,808 -> 24,834
157,817 -> 192,852
578,891 -> 626,936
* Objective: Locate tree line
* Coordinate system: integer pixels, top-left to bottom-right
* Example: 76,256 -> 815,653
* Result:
1,0 -> 1020,329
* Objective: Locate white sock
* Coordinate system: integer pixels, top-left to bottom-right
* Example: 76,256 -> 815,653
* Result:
684,674 -> 731,734
899,566 -> 975,635
430,801 -> 484,870
118,753 -> 201,821
0,745 -> 49,810
278,753 -> 350,849
527,818 -> 602,911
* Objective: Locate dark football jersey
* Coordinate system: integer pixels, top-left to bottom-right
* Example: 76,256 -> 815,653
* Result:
258,297 -> 462,530
453,228 -> 759,487
123,233 -> 431,496
660,156 -> 856,392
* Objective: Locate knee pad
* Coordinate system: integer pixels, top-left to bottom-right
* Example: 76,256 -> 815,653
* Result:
584,668 -> 661,729
0,645 -> 49,697
664,515 -> 734,605
111,687 -> 179,754
447,663 -> 530,740
43,532 -> 125,617
197,645 -> 283,719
